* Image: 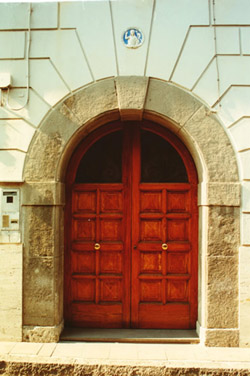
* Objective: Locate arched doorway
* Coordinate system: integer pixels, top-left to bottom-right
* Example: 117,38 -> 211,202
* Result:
64,120 -> 198,329
22,77 -> 240,345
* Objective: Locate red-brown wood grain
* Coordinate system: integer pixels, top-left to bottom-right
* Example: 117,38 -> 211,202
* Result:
64,121 -> 198,329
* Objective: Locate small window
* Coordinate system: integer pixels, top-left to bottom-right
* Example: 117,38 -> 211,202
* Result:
141,130 -> 188,183
75,131 -> 122,183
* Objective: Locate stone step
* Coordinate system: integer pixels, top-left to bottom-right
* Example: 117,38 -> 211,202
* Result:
61,328 -> 200,344
1,341 -> 250,376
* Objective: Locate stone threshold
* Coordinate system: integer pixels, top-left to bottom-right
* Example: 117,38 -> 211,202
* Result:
61,328 -> 200,344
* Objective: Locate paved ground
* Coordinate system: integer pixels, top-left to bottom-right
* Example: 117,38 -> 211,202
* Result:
0,342 -> 250,375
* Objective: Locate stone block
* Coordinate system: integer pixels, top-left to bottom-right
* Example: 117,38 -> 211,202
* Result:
63,79 -> 118,126
23,206 -> 55,258
204,182 -> 241,206
0,244 -> 22,341
24,131 -> 63,181
145,79 -> 201,127
182,106 -> 239,182
205,329 -> 239,347
42,106 -> 82,146
10,342 -> 42,355
115,76 -> 149,120
23,256 -> 54,326
207,256 -> 238,328
58,102 -> 82,126
22,182 -> 65,206
207,206 -> 240,256
23,322 -> 63,343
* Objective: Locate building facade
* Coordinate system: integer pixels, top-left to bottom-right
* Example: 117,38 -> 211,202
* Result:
0,0 -> 249,347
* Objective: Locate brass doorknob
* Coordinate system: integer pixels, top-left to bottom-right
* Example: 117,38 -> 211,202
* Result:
162,243 -> 168,250
94,243 -> 101,250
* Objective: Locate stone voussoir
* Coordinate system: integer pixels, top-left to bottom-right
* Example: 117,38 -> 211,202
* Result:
115,75 -> 149,120
145,79 -> 202,127
62,78 -> 118,126
182,106 -> 239,183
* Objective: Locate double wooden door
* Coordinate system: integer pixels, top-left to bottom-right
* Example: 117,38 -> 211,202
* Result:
64,121 -> 198,329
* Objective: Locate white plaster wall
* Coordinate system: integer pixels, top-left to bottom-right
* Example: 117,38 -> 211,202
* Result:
0,0 -> 249,345
0,244 -> 22,341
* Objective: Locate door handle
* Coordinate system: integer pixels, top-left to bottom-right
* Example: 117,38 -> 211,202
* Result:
162,243 -> 168,250
94,243 -> 101,250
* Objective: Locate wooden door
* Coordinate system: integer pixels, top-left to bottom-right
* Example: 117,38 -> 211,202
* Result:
65,126 -> 131,328
131,124 -> 198,328
64,121 -> 198,329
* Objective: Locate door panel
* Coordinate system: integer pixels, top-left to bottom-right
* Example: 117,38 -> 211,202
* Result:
70,185 -> 129,328
65,121 -> 198,329
131,184 -> 195,328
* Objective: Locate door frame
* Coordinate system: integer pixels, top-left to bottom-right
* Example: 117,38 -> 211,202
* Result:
64,120 -> 198,329
22,77 -> 240,345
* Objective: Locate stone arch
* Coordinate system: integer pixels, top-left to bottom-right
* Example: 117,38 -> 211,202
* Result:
22,77 -> 240,346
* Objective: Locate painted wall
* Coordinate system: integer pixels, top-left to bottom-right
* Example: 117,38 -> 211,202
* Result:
0,0 -> 249,346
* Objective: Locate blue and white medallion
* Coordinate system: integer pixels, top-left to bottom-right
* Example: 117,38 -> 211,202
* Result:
123,28 -> 144,49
